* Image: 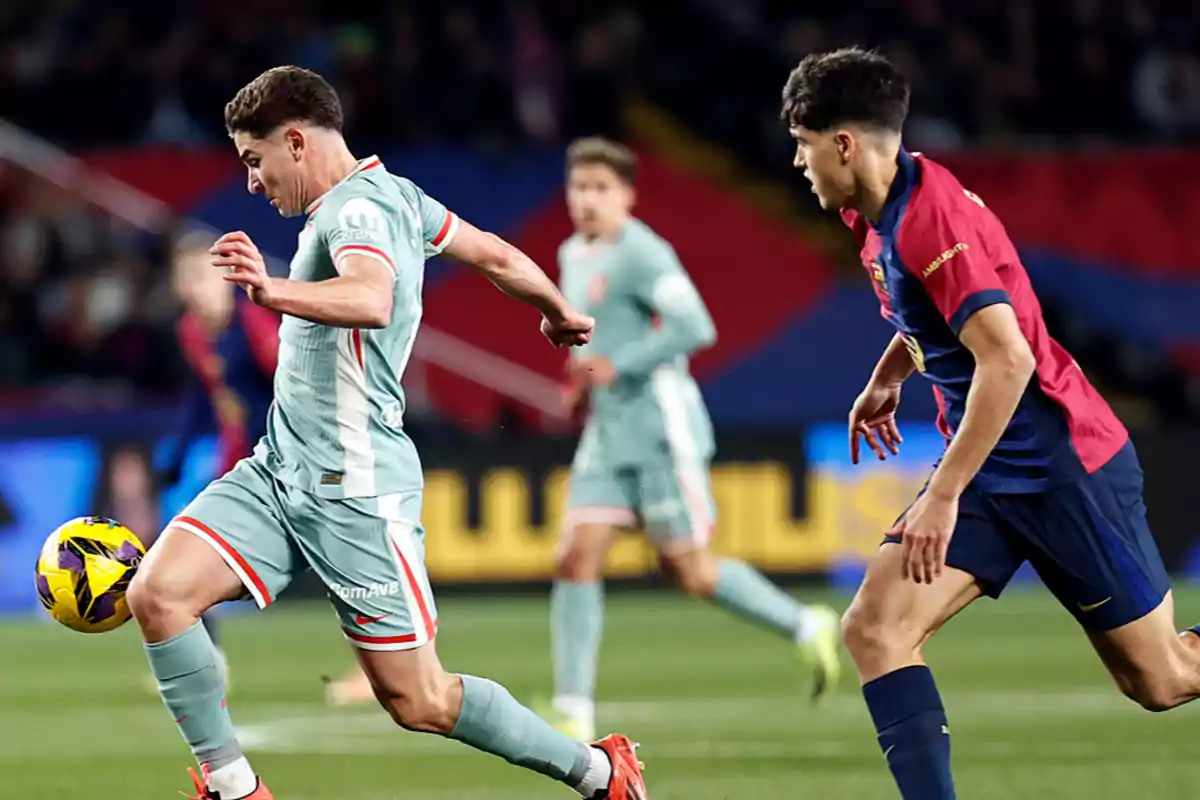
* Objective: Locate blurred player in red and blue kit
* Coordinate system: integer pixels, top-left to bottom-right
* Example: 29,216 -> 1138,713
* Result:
158,232 -> 280,683
781,48 -> 1200,799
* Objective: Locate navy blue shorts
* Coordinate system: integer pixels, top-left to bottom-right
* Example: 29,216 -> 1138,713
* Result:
885,441 -> 1169,631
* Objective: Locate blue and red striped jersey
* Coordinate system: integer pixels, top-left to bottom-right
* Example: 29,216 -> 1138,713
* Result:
842,150 -> 1128,493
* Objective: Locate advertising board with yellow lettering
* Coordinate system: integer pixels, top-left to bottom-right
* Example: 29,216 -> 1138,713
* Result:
417,424 -> 946,583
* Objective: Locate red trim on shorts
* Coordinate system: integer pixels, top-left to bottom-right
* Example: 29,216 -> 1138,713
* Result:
344,629 -> 418,645
176,516 -> 272,606
389,537 -> 437,641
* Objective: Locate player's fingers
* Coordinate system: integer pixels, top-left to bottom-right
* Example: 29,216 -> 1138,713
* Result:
849,422 -> 865,465
218,241 -> 263,266
912,536 -> 929,584
863,427 -> 886,460
889,420 -> 904,444
880,422 -> 902,455
934,534 -> 949,579
875,423 -> 899,456
925,537 -> 940,584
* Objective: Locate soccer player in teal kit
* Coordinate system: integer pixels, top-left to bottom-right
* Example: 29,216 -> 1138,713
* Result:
126,66 -> 647,800
780,47 -> 1200,798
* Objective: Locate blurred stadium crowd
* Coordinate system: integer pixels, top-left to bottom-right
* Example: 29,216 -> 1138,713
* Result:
1,0 -> 1198,400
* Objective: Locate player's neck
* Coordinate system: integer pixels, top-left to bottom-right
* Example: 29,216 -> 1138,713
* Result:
851,147 -> 902,224
304,142 -> 362,210
580,218 -> 626,243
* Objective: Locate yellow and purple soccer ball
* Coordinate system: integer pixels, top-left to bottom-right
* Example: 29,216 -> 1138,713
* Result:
35,516 -> 145,633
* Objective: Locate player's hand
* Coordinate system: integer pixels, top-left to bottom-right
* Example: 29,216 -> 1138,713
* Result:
211,231 -> 274,306
848,381 -> 904,464
569,356 -> 616,389
541,307 -> 594,348
890,491 -> 957,585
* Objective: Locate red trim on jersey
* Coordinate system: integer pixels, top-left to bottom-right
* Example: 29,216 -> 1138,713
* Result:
390,537 -> 436,641
334,244 -> 396,276
351,329 -> 365,371
359,157 -> 382,172
431,211 -> 455,246
176,516 -> 272,606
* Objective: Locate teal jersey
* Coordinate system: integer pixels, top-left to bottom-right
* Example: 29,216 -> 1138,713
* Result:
559,218 -> 716,468
256,156 -> 459,499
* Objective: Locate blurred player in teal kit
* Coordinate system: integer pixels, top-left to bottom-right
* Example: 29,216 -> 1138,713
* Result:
126,67 -> 646,800
157,232 -> 282,687
541,137 -> 841,741
780,48 -> 1200,799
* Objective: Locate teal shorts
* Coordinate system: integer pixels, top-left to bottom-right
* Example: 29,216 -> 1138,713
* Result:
565,459 -> 716,549
172,456 -> 437,651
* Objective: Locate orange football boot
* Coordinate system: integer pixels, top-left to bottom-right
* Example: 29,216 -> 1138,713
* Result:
182,765 -> 274,800
590,734 -> 648,800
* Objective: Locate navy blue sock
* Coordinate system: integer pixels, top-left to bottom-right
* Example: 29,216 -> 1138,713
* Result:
862,665 -> 955,800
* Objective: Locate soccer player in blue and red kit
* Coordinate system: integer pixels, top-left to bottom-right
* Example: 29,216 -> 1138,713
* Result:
160,232 -> 280,680
780,48 -> 1200,798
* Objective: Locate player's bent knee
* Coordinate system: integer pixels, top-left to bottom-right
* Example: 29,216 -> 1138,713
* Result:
659,549 -> 717,598
554,525 -> 612,581
127,526 -> 241,627
841,601 -> 915,671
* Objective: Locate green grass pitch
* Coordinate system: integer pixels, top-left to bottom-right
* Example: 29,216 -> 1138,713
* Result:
3,586 -> 1199,799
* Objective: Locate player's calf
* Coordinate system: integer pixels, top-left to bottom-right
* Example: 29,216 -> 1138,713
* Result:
363,643 -> 462,734
358,644 -> 629,798
130,525 -> 262,799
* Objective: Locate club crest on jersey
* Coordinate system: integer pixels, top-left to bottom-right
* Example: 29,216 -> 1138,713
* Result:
588,274 -> 608,305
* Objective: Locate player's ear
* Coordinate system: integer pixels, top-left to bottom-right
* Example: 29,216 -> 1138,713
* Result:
284,127 -> 305,161
835,131 -> 854,164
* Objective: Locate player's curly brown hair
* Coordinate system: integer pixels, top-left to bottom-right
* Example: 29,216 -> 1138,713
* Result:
566,137 -> 637,185
780,47 -> 910,133
224,66 -> 343,139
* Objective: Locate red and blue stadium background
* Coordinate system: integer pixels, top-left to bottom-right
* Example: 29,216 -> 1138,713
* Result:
88,145 -> 1200,428
3,146 -> 1200,615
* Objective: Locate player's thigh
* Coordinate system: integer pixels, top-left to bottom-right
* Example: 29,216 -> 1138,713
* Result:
1083,590 -> 1199,709
289,489 -> 439,651
638,459 -> 715,556
136,458 -> 300,612
1002,442 -> 1170,634
559,466 -> 638,573
844,542 -> 982,668
844,488 -> 1021,676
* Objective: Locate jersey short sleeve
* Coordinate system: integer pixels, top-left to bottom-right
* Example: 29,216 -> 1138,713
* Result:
325,196 -> 404,281
898,203 -> 1010,335
411,185 -> 460,257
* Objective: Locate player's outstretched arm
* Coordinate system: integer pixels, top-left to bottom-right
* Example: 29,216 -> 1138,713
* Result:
925,304 -> 1035,500
442,220 -> 592,347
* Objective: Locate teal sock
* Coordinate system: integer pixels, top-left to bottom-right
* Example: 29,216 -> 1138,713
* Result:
551,580 -> 604,699
711,558 -> 804,640
450,675 -> 594,785
144,620 -> 242,769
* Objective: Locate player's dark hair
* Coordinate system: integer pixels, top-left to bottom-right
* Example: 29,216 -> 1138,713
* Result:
566,137 -> 637,185
780,47 -> 910,133
225,66 -> 344,139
